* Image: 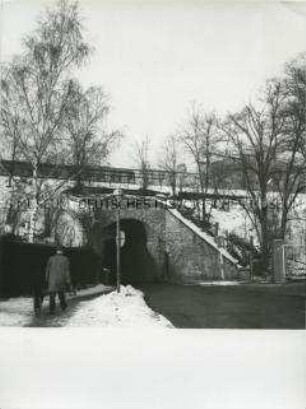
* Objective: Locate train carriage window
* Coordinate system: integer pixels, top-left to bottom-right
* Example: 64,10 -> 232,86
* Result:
121,173 -> 128,183
110,172 -> 120,183
128,172 -> 136,183
105,172 -> 111,183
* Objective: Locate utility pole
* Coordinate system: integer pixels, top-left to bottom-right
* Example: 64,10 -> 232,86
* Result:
114,188 -> 123,293
116,205 -> 121,292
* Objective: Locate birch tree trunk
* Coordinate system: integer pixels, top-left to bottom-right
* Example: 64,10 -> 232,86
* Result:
28,164 -> 39,243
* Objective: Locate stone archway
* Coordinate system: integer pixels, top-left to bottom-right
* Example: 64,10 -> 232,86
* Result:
102,218 -> 159,284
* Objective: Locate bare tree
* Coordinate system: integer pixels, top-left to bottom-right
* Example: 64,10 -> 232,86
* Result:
0,0 -> 91,242
179,103 -> 223,220
158,134 -> 180,196
273,55 -> 306,238
63,80 -> 121,190
222,77 -> 305,274
177,163 -> 188,194
133,135 -> 151,191
283,54 -> 306,161
0,97 -> 23,187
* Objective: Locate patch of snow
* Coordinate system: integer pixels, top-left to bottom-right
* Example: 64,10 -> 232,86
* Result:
0,297 -> 33,326
0,285 -> 110,326
66,285 -> 173,328
72,284 -> 111,298
210,204 -> 256,242
210,194 -> 306,276
197,281 -> 240,286
0,285 -> 173,328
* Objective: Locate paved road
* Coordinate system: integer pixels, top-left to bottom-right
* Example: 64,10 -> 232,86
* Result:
139,282 -> 306,329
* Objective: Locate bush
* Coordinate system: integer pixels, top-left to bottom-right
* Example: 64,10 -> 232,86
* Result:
226,233 -> 261,274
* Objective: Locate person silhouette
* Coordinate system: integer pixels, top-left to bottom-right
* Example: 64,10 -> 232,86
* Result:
45,247 -> 71,313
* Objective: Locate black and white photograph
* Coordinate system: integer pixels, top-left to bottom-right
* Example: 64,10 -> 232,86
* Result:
0,0 -> 305,408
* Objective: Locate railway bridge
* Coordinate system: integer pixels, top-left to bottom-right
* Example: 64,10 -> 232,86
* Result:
80,196 -> 239,284
0,159 -> 240,284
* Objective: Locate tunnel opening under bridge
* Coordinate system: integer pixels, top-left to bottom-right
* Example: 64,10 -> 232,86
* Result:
102,219 -> 159,285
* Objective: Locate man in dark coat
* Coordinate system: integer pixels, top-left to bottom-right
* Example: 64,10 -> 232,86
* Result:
46,247 -> 71,313
32,261 -> 47,317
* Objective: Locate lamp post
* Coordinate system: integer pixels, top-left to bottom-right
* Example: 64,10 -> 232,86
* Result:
113,188 -> 123,293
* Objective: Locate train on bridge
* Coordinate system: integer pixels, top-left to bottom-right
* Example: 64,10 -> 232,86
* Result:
0,159 -> 197,188
0,159 -> 250,201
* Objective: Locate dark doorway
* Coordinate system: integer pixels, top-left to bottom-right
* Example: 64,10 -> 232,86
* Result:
103,219 -> 158,285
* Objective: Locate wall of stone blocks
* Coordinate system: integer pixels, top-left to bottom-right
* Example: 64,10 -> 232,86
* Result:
90,206 -> 238,283
164,211 -> 238,283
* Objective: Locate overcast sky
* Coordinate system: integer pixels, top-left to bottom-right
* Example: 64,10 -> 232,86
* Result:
1,0 -> 306,167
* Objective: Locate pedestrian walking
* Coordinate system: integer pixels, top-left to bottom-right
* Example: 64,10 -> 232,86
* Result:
45,247 -> 71,314
32,266 -> 47,317
30,256 -> 47,318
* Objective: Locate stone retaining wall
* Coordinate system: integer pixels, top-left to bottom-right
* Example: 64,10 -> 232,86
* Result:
164,210 -> 239,283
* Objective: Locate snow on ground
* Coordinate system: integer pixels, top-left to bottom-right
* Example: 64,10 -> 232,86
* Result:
197,281 -> 240,286
0,285 -> 173,328
74,283 -> 110,297
209,195 -> 306,276
210,204 -> 256,241
0,297 -> 33,326
208,194 -> 306,243
0,284 -> 109,327
66,285 -> 173,328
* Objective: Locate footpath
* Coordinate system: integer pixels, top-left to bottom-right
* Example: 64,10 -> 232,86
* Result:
0,284 -> 113,327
